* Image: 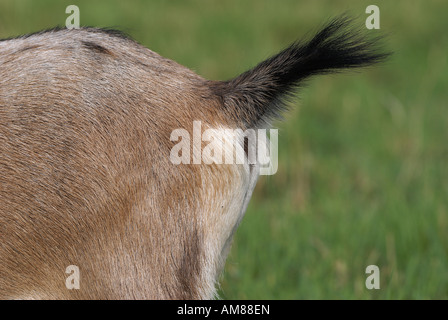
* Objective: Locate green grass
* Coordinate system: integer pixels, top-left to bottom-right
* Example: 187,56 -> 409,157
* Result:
1,0 -> 447,299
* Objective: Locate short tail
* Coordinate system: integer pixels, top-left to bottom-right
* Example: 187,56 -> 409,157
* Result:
211,15 -> 391,128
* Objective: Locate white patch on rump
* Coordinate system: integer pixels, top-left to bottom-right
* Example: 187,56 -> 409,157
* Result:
196,125 -> 261,299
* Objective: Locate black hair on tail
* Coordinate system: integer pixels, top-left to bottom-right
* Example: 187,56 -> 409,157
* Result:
212,15 -> 391,129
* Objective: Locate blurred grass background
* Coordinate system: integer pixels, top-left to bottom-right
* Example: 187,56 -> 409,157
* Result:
1,0 -> 447,299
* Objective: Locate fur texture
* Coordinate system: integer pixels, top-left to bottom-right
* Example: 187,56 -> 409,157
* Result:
0,16 -> 389,299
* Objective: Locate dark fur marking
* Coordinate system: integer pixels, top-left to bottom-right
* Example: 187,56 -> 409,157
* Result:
15,45 -> 41,53
0,27 -> 133,43
176,228 -> 202,299
81,41 -> 113,56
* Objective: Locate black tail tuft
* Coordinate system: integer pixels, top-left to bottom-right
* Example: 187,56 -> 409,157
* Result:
212,15 -> 391,128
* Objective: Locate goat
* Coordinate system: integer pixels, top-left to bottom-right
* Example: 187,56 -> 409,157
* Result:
0,16 -> 389,299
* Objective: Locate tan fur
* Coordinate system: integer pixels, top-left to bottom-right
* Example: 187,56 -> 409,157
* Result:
0,19 -> 388,299
0,28 -> 249,299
